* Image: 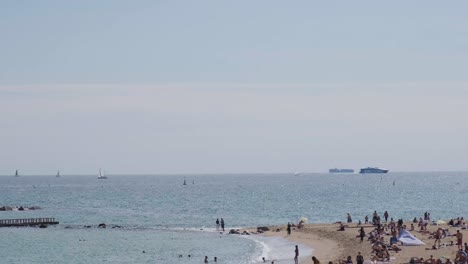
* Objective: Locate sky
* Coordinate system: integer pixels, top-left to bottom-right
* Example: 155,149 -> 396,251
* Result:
1,1 -> 468,174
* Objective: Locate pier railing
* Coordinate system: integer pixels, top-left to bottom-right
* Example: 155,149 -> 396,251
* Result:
0,218 -> 59,227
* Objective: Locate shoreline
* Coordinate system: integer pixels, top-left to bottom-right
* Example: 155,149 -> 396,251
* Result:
247,221 -> 467,264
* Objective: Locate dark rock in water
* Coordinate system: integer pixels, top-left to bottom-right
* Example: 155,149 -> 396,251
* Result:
0,205 -> 41,211
85,225 -> 92,228
39,224 -> 47,228
98,223 -> 106,228
229,229 -> 240,234
257,226 -> 269,232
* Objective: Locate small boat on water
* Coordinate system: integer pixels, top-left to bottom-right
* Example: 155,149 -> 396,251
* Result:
359,167 -> 389,174
14,170 -> 19,177
329,168 -> 354,173
98,169 -> 108,179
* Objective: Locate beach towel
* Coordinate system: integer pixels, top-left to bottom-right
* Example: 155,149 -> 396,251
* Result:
398,230 -> 425,246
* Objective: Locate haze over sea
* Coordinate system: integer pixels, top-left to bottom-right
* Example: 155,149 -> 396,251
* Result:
0,172 -> 466,264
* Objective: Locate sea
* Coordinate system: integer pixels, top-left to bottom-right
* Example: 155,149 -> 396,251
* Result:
0,172 -> 467,264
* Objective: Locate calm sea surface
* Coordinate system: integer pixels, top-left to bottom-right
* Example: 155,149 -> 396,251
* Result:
0,172 -> 467,263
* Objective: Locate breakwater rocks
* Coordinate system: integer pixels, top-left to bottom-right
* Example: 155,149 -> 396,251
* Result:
0,206 -> 42,211
64,224 -> 124,229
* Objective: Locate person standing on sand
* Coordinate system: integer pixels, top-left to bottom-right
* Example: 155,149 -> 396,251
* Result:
287,222 -> 292,236
356,252 -> 364,264
216,218 -> 220,230
294,245 -> 299,264
456,230 -> 463,250
220,218 -> 225,232
359,227 -> 365,242
433,228 -> 442,248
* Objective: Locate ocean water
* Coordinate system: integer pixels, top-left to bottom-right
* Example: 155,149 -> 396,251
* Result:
0,172 -> 467,264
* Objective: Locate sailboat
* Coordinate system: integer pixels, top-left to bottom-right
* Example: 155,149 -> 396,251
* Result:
183,177 -> 187,185
56,170 -> 60,177
98,169 -> 108,179
14,170 -> 19,177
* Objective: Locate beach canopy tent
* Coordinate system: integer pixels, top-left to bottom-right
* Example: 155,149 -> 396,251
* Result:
398,230 -> 425,246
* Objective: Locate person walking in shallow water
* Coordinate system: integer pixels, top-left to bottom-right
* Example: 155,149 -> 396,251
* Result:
287,222 -> 292,236
216,218 -> 220,230
220,218 -> 225,232
294,245 -> 299,264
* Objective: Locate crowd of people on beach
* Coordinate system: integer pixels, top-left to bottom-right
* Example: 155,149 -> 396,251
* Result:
341,211 -> 467,264
206,212 -> 466,264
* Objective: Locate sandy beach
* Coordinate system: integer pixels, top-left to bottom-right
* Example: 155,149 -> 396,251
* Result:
253,220 -> 467,264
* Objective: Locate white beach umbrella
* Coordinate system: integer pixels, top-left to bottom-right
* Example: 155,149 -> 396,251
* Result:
299,217 -> 308,223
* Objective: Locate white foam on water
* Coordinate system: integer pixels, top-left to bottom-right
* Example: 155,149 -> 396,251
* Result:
245,234 -> 314,264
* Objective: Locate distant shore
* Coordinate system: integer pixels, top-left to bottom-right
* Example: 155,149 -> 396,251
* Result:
248,221 -> 467,264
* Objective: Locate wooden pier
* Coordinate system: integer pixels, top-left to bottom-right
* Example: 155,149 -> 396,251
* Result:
0,218 -> 59,227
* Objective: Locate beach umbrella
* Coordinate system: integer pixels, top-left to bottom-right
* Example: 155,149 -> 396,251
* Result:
299,217 -> 308,223
436,220 -> 447,225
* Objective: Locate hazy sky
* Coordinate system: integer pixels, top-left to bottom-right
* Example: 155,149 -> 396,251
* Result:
1,1 -> 467,174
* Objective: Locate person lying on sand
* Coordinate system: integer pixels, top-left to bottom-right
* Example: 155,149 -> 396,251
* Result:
409,257 -> 425,264
423,255 -> 436,264
389,243 -> 401,252
454,249 -> 466,264
371,249 -> 390,262
339,255 -> 353,264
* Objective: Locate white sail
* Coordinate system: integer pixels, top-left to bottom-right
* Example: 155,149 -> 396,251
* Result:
56,170 -> 60,177
98,168 -> 108,179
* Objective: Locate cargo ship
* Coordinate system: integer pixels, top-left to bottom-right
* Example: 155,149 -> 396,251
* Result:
359,167 -> 389,174
329,168 -> 355,173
